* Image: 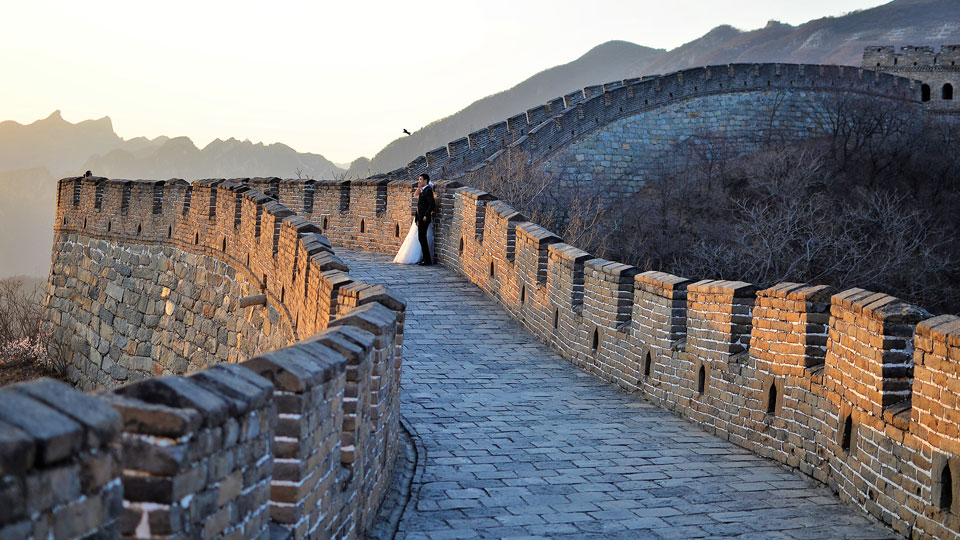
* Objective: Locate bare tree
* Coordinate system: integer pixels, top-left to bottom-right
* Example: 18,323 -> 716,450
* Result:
0,278 -> 70,382
468,150 -> 617,257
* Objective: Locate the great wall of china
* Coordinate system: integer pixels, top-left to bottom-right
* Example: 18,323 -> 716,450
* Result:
6,58 -> 957,539
5,178 -> 408,539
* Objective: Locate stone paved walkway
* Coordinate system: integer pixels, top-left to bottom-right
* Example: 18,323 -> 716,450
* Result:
338,249 -> 895,540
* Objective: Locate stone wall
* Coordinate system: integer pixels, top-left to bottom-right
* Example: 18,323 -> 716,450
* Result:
47,237 -> 293,388
45,177 -> 357,389
537,89 -> 857,200
357,63 -> 919,186
864,45 -> 960,112
33,177 -> 406,539
289,176 -> 959,540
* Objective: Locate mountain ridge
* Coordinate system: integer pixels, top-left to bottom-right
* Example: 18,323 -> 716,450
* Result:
363,0 -> 960,174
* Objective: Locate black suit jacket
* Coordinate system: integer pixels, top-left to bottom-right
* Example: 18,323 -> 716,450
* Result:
416,185 -> 437,225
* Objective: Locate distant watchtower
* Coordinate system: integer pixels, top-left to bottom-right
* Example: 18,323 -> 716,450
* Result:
863,45 -> 960,113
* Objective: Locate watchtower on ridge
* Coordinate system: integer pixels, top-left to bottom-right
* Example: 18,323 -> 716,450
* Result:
863,44 -> 960,112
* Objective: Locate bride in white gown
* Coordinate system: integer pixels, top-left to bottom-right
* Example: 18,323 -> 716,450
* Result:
392,218 -> 434,264
393,179 -> 435,264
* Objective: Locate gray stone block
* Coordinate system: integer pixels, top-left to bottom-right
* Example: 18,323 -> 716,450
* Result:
0,476 -> 26,525
242,347 -> 341,393
189,368 -> 270,416
12,378 -> 121,449
98,393 -> 202,438
0,390 -> 83,465
329,302 -> 398,336
0,422 -> 34,476
306,329 -> 369,363
114,376 -> 229,428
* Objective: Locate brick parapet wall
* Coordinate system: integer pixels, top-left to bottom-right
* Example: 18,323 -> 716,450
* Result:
38,177 -> 407,539
306,176 -> 959,539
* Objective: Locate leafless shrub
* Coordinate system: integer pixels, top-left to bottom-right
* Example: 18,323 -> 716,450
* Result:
467,150 -> 619,257
0,278 -> 43,345
0,277 -> 70,381
633,133 -> 959,312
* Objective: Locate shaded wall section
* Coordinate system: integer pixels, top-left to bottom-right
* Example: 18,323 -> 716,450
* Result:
32,177 -> 407,539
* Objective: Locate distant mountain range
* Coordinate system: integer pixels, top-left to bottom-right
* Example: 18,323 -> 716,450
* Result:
0,112 -> 346,277
363,0 -> 960,174
0,110 -> 345,180
3,0 -> 960,278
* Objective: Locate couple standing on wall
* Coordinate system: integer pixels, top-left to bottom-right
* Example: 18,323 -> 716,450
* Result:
393,173 -> 437,266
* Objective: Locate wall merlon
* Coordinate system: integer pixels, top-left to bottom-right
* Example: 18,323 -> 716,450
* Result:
917,314 -> 960,345
583,84 -> 603,99
242,348 -> 337,393
516,222 -> 559,243
688,279 -> 758,298
548,242 -> 590,264
11,378 -> 122,448
487,121 -> 508,145
114,376 -> 230,427
564,90 -> 585,107
686,280 -> 757,360
506,113 -> 528,135
635,271 -> 691,297
305,326 -> 373,365
425,146 -> 449,167
406,156 -> 428,179
486,199 -> 524,222
526,105 -> 549,125
467,128 -> 490,149
329,301 -> 398,338
97,392 -> 202,438
0,379 -> 123,539
585,259 -> 639,281
546,97 -> 566,116
448,137 -> 470,157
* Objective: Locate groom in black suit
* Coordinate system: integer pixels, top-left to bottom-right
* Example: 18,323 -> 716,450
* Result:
416,173 -> 437,265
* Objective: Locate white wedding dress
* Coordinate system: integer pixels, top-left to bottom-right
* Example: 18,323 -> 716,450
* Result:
393,219 -> 434,264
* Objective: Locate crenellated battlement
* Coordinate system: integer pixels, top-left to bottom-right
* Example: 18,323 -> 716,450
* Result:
38,176 -> 407,539
33,56 -> 958,539
279,174 -> 960,539
863,44 -> 960,70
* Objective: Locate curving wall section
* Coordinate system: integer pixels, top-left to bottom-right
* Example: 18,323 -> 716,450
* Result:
280,176 -> 959,540
19,177 -> 407,539
364,63 -> 920,184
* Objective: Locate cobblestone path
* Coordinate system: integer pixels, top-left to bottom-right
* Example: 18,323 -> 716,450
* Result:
339,249 -> 894,540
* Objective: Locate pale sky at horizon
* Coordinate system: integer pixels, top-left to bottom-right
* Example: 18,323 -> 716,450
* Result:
2,0 -> 891,164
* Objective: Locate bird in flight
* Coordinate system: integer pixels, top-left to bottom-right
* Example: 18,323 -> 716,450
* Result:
403,129 -> 411,135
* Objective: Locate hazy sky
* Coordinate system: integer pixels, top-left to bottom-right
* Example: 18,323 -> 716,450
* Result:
2,0 -> 889,163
